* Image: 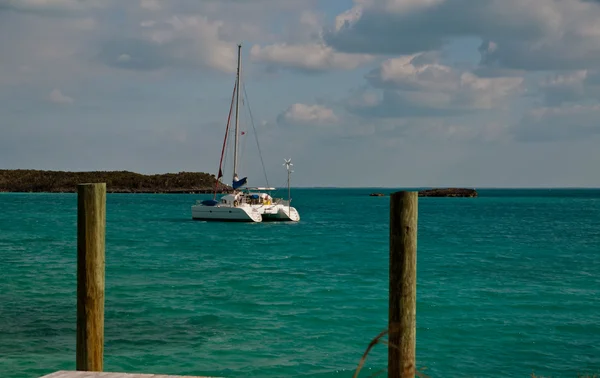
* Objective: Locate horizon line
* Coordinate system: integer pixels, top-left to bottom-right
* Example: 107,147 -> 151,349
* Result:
2,169 -> 600,189
291,186 -> 600,189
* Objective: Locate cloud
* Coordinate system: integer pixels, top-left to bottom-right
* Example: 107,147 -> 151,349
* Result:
3,0 -> 600,188
117,53 -> 131,62
48,89 -> 74,104
98,15 -> 237,73
326,0 -> 600,71
0,5 -> 109,90
133,0 -> 319,42
347,53 -> 524,117
277,103 -> 338,126
139,0 -> 161,11
537,70 -> 600,106
249,9 -> 373,72
0,0 -> 105,15
250,43 -> 373,72
516,104 -> 600,141
1,1 -> 280,77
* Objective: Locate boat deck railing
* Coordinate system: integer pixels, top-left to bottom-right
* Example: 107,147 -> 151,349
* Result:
193,195 -> 290,208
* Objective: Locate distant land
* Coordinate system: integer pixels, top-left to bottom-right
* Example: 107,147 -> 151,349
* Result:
369,188 -> 478,197
418,188 -> 478,197
0,170 -> 232,193
0,169 -> 479,197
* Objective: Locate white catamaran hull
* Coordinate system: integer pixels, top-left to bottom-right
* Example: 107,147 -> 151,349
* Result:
191,205 -> 262,222
261,204 -> 300,222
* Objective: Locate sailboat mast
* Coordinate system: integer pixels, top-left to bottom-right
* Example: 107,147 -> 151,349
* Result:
233,44 -> 242,183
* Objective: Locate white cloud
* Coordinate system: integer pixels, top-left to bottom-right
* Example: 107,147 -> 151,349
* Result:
250,43 -> 373,72
48,89 -> 74,104
149,15 -> 236,72
249,8 -> 373,72
0,1 -> 278,76
1,0 -> 105,13
277,103 -> 338,125
326,0 -> 600,71
99,14 -> 238,73
368,54 -> 459,91
334,4 -> 363,32
537,70 -> 600,106
350,53 -> 524,117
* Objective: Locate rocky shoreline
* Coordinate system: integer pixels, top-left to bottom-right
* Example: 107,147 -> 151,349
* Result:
369,188 -> 478,198
0,169 -> 231,194
419,188 -> 477,197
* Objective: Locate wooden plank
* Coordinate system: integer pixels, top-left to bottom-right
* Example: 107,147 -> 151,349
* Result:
388,191 -> 418,378
76,183 -> 106,371
39,370 -> 220,378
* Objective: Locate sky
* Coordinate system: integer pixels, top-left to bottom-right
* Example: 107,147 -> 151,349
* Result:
1,0 -> 600,188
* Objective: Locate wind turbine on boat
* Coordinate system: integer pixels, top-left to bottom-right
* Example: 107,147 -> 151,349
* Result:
284,158 -> 293,213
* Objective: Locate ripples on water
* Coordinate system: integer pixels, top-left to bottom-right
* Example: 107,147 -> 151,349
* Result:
1,189 -> 600,377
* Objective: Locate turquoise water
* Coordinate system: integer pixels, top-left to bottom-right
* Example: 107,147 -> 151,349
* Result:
1,189 -> 600,377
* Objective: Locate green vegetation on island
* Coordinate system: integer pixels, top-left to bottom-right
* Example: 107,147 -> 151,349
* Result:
0,169 -> 232,193
418,188 -> 478,197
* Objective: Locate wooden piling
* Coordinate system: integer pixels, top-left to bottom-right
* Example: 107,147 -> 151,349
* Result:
76,183 -> 106,371
388,191 -> 418,378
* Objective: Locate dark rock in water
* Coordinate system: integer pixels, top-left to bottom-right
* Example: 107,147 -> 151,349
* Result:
369,192 -> 386,197
418,188 -> 477,197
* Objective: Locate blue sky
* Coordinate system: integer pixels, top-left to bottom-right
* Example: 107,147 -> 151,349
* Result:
2,0 -> 600,187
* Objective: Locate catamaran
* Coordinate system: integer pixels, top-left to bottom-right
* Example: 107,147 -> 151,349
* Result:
191,44 -> 300,223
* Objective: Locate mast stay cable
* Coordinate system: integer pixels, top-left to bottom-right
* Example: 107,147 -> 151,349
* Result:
242,81 -> 270,189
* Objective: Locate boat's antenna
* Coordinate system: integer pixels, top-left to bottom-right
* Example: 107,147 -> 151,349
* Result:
233,43 -> 242,188
284,158 -> 293,214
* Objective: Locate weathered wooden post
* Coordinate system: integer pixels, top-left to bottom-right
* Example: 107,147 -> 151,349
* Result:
76,183 -> 106,372
388,191 -> 418,378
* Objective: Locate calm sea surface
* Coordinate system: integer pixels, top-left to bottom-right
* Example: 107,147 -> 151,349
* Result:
1,189 -> 599,377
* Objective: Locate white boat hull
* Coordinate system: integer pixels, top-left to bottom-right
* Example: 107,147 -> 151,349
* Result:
261,205 -> 300,222
191,203 -> 299,223
191,204 -> 263,222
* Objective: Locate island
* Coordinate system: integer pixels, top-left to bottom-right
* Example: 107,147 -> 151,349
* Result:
0,169 -> 232,193
418,188 -> 477,197
369,188 -> 478,198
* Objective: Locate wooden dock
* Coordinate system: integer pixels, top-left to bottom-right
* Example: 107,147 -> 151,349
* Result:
40,371 -> 217,378
38,184 -> 419,378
